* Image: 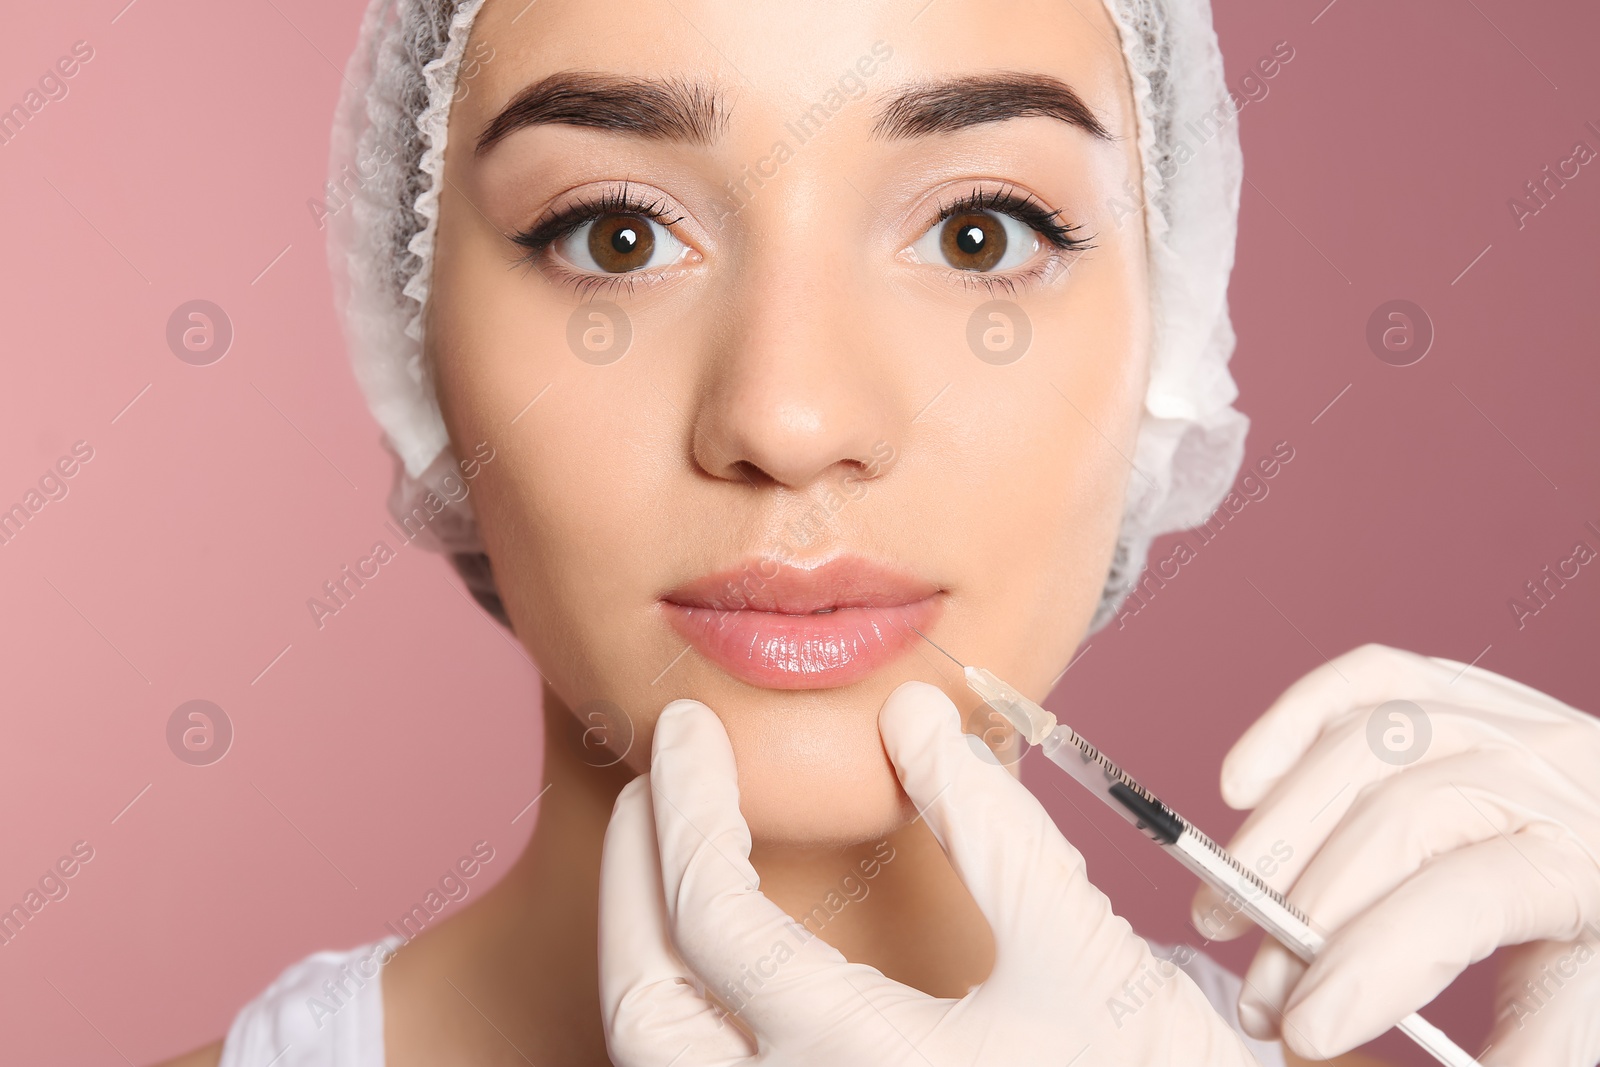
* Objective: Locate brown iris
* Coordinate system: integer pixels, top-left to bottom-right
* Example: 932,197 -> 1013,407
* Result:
587,214 -> 655,273
939,211 -> 1006,271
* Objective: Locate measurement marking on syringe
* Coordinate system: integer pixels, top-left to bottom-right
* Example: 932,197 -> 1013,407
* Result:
1181,825 -> 1311,926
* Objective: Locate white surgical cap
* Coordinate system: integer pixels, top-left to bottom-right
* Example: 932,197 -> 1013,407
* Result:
326,0 -> 1248,631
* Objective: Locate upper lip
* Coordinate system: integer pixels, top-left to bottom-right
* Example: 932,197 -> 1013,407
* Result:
661,556 -> 941,615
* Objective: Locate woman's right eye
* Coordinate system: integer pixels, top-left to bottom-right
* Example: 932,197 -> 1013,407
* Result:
553,213 -> 690,274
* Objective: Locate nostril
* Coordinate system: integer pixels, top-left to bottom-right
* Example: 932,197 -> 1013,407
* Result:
725,458 -> 777,487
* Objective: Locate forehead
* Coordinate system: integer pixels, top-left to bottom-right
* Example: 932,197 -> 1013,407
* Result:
455,0 -> 1138,143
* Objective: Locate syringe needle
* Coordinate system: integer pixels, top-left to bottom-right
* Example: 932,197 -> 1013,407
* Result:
909,626 -> 965,669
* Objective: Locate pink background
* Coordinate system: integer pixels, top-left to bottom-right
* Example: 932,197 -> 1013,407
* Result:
1,0 -> 1596,1063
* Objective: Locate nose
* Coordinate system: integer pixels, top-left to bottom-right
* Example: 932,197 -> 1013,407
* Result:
689,260 -> 899,491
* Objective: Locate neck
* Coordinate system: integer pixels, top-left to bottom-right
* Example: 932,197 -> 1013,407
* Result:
421,683 -> 993,1065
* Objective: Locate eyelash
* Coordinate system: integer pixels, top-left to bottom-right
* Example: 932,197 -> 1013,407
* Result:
508,183 -> 687,296
934,184 -> 1095,253
505,181 -> 1095,295
924,185 -> 1096,294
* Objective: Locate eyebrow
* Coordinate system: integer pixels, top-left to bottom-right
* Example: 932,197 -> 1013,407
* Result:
872,73 -> 1112,141
476,71 -> 726,154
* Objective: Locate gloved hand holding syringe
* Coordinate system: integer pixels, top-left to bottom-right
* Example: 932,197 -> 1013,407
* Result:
912,629 -> 1482,1067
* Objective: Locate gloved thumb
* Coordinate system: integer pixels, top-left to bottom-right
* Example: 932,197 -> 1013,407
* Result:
650,699 -> 907,1048
878,681 -> 1126,1000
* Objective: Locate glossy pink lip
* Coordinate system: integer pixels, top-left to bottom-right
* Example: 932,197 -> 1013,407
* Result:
660,557 -> 943,690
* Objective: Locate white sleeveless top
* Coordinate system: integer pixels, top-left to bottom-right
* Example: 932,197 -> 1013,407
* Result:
218,937 -> 1285,1066
219,936 -> 403,1067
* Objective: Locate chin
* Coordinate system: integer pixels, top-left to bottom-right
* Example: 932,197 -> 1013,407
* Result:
734,727 -> 918,848
660,664 -> 946,848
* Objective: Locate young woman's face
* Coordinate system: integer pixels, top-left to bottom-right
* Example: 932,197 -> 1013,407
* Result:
428,0 -> 1149,844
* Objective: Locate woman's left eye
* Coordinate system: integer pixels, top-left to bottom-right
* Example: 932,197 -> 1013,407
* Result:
553,213 -> 690,274
908,210 -> 1041,273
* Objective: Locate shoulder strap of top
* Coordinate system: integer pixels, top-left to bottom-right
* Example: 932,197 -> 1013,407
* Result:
218,937 -> 403,1067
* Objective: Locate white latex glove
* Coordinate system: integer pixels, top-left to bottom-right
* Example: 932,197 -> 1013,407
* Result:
599,680 -> 1267,1067
1190,644 -> 1600,1066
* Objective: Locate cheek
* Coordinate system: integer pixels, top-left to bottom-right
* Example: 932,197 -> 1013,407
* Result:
439,392 -> 687,759
935,263 -> 1147,691
427,232 -> 669,726
1001,398 -> 1139,665
1028,213 -> 1150,572
1038,283 -> 1147,589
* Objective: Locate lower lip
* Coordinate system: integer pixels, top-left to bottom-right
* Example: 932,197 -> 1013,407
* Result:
662,597 -> 943,690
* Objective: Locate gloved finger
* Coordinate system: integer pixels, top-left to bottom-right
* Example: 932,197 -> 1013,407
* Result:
1192,706 -> 1532,940
1220,645 -> 1444,810
1269,750 -> 1596,937
1426,654 -> 1593,722
649,699 -> 925,1048
878,681 -> 1138,1006
879,683 -> 1268,1065
599,774 -> 755,1067
1218,643 -> 1572,811
1237,754 -> 1599,1027
1276,833 -> 1600,1058
1480,934 -> 1600,1067
1231,940 -> 1303,1042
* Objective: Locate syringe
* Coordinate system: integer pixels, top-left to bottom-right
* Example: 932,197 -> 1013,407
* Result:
914,634 -> 1483,1067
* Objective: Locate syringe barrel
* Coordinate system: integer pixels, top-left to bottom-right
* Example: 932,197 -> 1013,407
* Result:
1036,727 -> 1183,845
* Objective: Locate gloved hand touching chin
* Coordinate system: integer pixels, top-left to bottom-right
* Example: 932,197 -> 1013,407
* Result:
598,680 -> 1267,1067
1193,644 -> 1600,1067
